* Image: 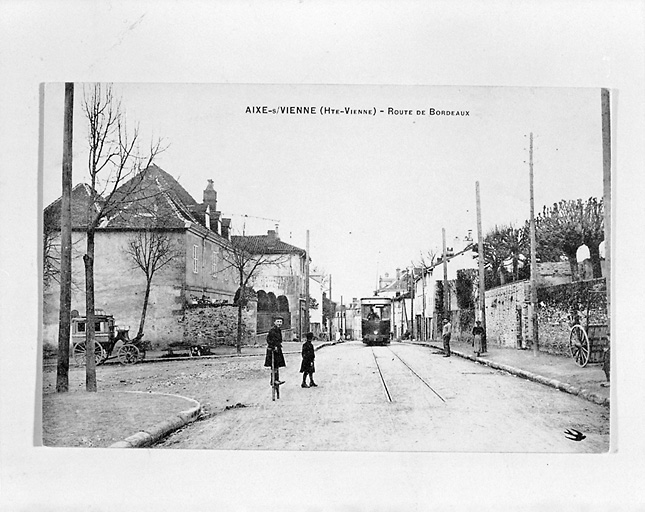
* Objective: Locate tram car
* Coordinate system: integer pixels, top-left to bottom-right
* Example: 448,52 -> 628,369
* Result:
360,297 -> 392,345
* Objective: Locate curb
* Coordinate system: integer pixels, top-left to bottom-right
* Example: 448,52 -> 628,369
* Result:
107,344 -> 340,447
411,341 -> 610,408
109,392 -> 203,448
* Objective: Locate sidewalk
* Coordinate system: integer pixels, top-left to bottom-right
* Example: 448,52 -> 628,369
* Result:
409,337 -> 610,407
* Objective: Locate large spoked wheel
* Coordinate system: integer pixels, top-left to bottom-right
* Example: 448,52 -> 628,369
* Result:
117,344 -> 140,365
72,341 -> 106,366
569,324 -> 590,367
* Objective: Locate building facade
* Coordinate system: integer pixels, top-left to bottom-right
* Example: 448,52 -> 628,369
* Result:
43,165 -> 239,349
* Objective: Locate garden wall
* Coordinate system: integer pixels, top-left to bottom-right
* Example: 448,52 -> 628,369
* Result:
482,277 -> 607,355
485,280 -> 529,349
179,299 -> 257,346
536,278 -> 607,356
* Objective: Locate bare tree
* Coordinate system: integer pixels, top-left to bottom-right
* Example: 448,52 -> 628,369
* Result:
43,205 -> 61,291
417,248 -> 438,270
221,238 -> 289,354
125,218 -> 181,342
81,83 -> 165,391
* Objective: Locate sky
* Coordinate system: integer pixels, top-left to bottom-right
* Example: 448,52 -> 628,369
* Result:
42,83 -> 605,302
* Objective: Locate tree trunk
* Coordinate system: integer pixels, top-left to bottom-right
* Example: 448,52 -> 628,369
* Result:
236,301 -> 243,355
56,82 -> 74,393
588,242 -> 603,279
566,250 -> 579,282
135,278 -> 152,340
84,230 -> 97,392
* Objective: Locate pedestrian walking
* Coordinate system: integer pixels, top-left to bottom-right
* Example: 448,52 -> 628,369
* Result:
442,318 -> 452,357
472,320 -> 485,357
300,332 -> 317,388
264,317 -> 286,386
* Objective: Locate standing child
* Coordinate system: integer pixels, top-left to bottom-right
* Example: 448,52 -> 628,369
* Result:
300,332 -> 317,388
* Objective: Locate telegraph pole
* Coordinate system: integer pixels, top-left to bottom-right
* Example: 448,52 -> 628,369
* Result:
56,82 -> 74,393
305,230 -> 310,334
529,132 -> 539,356
410,266 -> 414,340
328,274 -> 333,339
601,89 -> 611,345
475,181 -> 487,353
442,228 -> 449,317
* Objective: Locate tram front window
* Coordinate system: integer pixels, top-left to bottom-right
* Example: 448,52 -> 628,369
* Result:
362,304 -> 390,321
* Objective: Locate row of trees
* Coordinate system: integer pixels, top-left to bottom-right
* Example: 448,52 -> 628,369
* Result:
481,197 -> 604,289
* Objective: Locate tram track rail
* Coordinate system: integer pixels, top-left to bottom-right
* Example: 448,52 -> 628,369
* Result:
387,346 -> 446,403
371,348 -> 393,402
371,345 -> 446,404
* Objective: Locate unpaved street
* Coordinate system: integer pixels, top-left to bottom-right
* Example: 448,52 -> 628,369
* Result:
154,341 -> 609,452
43,341 -> 609,452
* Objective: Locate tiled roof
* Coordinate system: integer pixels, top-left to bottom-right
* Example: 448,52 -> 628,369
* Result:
44,164 -> 201,230
230,235 -> 306,256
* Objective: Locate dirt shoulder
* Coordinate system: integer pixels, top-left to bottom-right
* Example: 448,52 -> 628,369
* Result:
42,390 -> 197,448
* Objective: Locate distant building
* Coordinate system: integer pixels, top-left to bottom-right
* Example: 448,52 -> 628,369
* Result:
232,230 -> 308,338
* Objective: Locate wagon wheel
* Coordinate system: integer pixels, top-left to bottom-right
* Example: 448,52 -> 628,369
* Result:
117,344 -> 140,365
569,324 -> 590,367
72,341 -> 106,366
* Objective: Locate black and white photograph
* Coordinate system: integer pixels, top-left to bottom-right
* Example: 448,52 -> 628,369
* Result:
2,2 -> 644,511
40,83 -> 611,454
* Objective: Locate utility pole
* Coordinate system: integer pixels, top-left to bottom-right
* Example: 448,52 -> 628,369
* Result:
410,266 -> 414,340
305,230 -> 310,334
421,268 -> 426,341
442,228 -> 449,318
56,82 -> 74,393
529,132 -> 539,356
340,295 -> 344,337
601,89 -> 611,346
329,274 -> 333,339
475,181 -> 487,354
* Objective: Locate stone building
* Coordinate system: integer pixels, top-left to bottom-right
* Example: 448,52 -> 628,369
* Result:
231,230 -> 308,339
42,165 -> 239,349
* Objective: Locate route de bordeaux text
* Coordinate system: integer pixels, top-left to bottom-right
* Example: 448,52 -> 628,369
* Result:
245,106 -> 470,116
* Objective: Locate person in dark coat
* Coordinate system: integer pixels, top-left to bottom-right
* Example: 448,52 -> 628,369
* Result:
472,320 -> 486,357
264,317 -> 286,385
300,332 -> 317,388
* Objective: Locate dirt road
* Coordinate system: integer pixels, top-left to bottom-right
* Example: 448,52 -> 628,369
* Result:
149,341 -> 609,452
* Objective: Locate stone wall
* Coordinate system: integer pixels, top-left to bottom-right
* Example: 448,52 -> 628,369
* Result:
485,281 -> 529,349
537,278 -> 607,356
482,277 -> 607,356
179,300 -> 257,346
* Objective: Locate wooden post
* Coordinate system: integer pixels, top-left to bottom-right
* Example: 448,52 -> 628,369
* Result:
56,82 -> 74,393
328,274 -> 332,339
529,132 -> 539,356
305,230 -> 310,334
475,181 -> 487,353
410,267 -> 414,340
601,89 -> 611,350
421,269 -> 426,341
442,228 -> 449,317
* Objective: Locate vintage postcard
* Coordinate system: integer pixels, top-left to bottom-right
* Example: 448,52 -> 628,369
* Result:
40,83 -> 611,454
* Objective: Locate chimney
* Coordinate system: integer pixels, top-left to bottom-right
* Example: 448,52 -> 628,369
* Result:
203,179 -> 217,212
221,218 -> 231,240
204,205 -> 211,230
267,229 -> 277,245
211,211 -> 221,235
396,268 -> 401,280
